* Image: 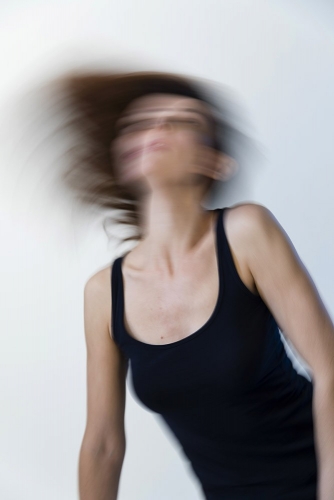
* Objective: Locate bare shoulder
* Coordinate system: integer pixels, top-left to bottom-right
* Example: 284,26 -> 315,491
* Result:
222,202 -> 279,295
225,201 -> 292,271
224,202 -> 280,246
84,264 -> 113,338
225,202 -> 274,231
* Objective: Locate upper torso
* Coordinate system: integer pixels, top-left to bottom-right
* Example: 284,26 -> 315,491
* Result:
106,204 -> 258,343
108,205 -> 317,499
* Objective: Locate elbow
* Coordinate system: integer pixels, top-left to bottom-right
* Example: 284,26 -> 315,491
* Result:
81,435 -> 126,463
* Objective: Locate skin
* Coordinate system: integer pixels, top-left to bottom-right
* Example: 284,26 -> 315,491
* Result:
111,96 -> 334,494
108,93 -> 246,344
109,92 -> 238,274
79,93 -> 334,500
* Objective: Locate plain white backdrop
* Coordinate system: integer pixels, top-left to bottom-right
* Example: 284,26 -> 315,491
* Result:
1,1 -> 334,499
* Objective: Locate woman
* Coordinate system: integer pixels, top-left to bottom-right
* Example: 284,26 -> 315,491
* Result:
58,71 -> 334,499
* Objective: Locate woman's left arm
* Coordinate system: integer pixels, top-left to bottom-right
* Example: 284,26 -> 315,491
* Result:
238,203 -> 334,500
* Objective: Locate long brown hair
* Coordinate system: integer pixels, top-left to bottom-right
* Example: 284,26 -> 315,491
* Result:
40,70 -> 247,245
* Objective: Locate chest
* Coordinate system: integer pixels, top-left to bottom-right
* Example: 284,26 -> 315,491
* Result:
122,252 -> 220,345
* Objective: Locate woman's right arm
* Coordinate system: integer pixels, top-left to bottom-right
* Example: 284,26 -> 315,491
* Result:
78,265 -> 128,500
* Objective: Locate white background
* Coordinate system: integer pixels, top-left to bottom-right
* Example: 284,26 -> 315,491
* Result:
1,1 -> 334,499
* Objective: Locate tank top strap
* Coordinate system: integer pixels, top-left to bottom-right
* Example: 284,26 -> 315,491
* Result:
215,207 -> 225,265
110,256 -> 123,346
217,206 -> 262,301
217,206 -> 231,263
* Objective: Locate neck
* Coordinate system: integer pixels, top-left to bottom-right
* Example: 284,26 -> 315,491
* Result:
132,190 -> 216,275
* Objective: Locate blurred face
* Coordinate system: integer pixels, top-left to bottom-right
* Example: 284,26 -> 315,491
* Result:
110,93 -> 219,192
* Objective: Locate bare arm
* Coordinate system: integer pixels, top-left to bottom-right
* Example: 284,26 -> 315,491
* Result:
237,203 -> 334,499
78,265 -> 128,500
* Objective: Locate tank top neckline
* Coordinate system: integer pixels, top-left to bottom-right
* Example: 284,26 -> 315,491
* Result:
116,207 -> 226,349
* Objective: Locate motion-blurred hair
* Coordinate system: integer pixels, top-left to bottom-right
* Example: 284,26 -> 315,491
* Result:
40,70 -> 248,244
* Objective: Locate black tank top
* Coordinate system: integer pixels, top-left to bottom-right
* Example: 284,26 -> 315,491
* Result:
111,207 -> 318,499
